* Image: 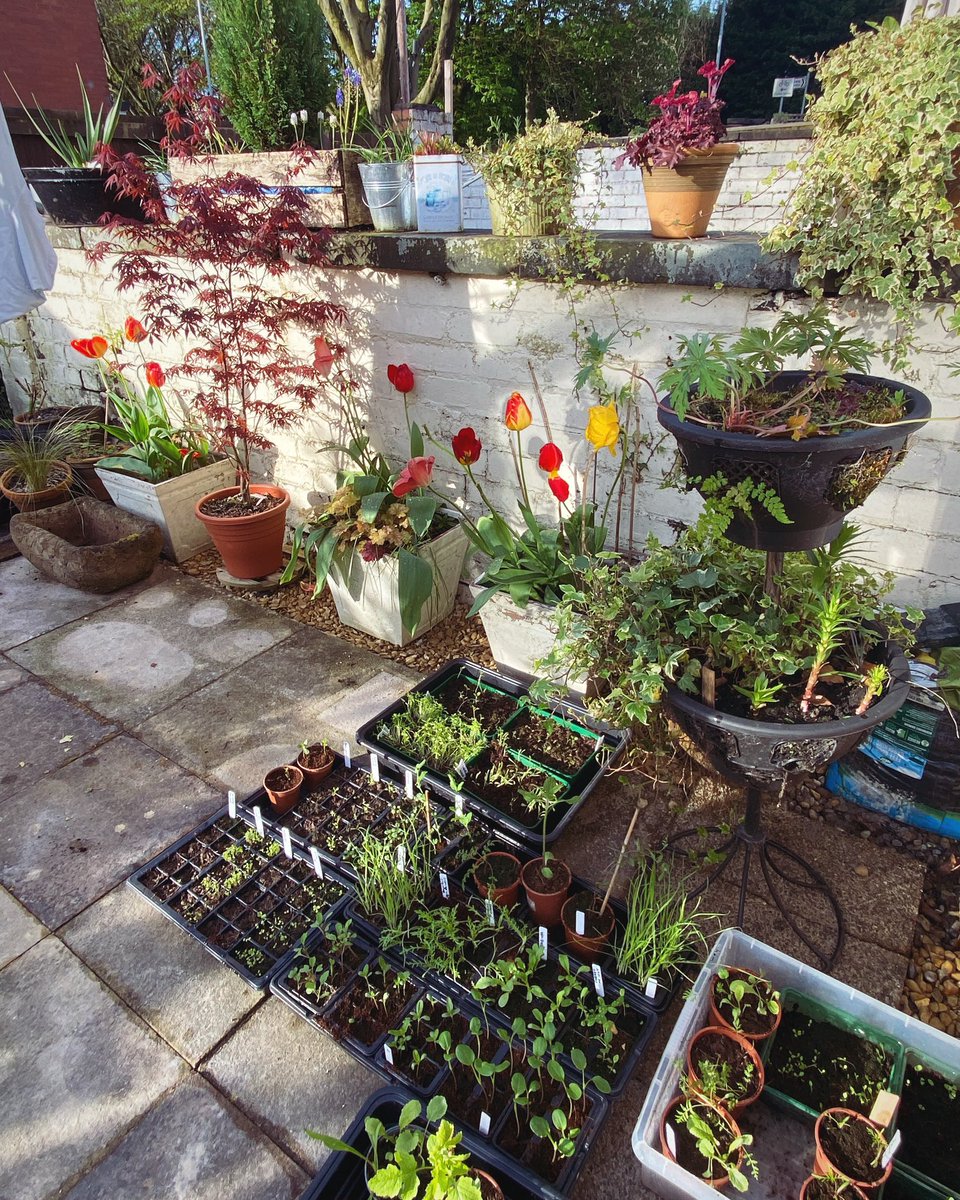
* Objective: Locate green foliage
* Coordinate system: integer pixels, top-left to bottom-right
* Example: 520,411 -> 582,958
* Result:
672,1096 -> 758,1191
9,69 -> 122,167
210,0 -> 334,150
616,854 -> 715,986
96,0 -> 199,114
0,418 -> 86,492
98,376 -> 214,483
765,16 -> 960,369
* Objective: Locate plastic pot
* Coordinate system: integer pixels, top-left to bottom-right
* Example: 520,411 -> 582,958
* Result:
659,1095 -> 744,1189
520,856 -> 571,926
708,968 -> 782,1042
561,895 -> 615,963
13,404 -> 105,435
471,1168 -> 505,1200
296,744 -> 335,787
195,484 -> 290,580
263,764 -> 303,815
473,851 -> 522,907
641,144 -> 740,238
814,1108 -> 893,1191
686,1025 -> 765,1115
22,166 -> 148,225
0,463 -> 74,512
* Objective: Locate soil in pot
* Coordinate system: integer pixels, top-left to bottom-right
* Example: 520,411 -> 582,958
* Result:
714,668 -> 887,724
817,1112 -> 889,1185
474,852 -> 522,905
198,492 -> 286,518
521,857 -> 572,926
439,1034 -> 516,1128
710,968 -> 781,1039
803,1176 -> 869,1200
297,743 -> 335,786
506,710 -> 595,776
688,1028 -> 763,1109
264,765 -> 302,814
896,1060 -> 960,1189
471,1170 -> 504,1200
563,991 -> 647,1088
561,894 -> 615,962
285,940 -> 366,1010
434,676 -> 518,732
661,1098 -> 741,1185
321,957 -> 417,1046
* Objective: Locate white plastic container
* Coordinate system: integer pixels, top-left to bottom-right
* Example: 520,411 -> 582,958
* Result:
413,155 -> 463,232
473,586 -> 587,694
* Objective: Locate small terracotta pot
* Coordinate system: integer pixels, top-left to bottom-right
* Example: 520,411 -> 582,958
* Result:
473,851 -> 522,907
471,1168 -> 505,1200
561,895 -> 615,963
263,764 -> 303,815
296,744 -> 335,787
708,967 -> 782,1042
659,1095 -> 743,1189
800,1176 -> 870,1200
520,856 -> 571,926
195,484 -> 290,579
0,463 -> 74,512
685,1025 -> 765,1115
642,143 -> 740,239
813,1108 -> 893,1192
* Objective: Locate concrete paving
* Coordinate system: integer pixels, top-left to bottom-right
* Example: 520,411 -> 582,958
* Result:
0,883 -> 46,968
0,679 -> 115,790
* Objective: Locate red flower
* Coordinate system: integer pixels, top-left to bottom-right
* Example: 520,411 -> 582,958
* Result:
392,455 -> 435,497
124,317 -> 148,343
314,337 -> 335,378
548,476 -> 570,503
538,442 -> 563,477
387,363 -> 415,394
145,362 -> 165,388
70,337 -> 108,359
505,392 -> 532,432
452,427 -> 482,466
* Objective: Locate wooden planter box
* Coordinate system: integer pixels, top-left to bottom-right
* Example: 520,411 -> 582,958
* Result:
167,150 -> 368,229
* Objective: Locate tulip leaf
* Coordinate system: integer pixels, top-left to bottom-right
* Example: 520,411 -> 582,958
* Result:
398,548 -> 434,634
409,422 -> 424,459
407,495 -> 438,540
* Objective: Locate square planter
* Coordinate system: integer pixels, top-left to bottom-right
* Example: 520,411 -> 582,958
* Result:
327,524 -> 469,646
473,586 -> 587,693
414,154 -> 463,231
95,458 -> 236,562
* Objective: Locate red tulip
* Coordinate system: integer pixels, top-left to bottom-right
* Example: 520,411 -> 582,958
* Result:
505,392 -> 532,432
71,337 -> 108,359
314,336 -> 335,378
387,363 -> 415,394
145,362 -> 165,388
538,442 -> 563,477
548,476 -> 570,503
392,455 -> 435,497
452,427 -> 482,466
124,317 -> 148,343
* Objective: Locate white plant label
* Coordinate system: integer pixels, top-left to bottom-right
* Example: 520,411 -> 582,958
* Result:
404,769 -> 414,798
538,926 -> 549,955
645,977 -> 659,1000
881,1131 -> 902,1168
592,963 -> 605,998
664,1123 -> 677,1158
309,847 -> 324,879
478,1112 -> 491,1137
455,759 -> 468,779
253,806 -> 265,837
439,871 -> 450,899
594,734 -> 604,753
485,898 -> 495,925
281,827 -> 293,859
342,741 -> 352,769
454,795 -> 465,817
227,790 -> 237,818
383,1043 -> 394,1066
575,910 -> 585,936
370,753 -> 380,783
396,845 -> 407,872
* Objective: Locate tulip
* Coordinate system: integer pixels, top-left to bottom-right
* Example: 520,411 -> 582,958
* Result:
387,363 -> 415,394
392,455 -> 435,497
538,442 -> 563,477
548,476 -> 570,503
124,317 -> 147,343
70,337 -> 108,359
504,392 -> 532,432
452,427 -> 482,466
585,404 -> 620,455
314,336 -> 335,378
145,362 -> 166,388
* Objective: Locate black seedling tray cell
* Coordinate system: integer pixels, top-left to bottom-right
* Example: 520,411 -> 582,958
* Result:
355,659 -> 628,849
372,986 -> 469,1098
299,1088 -> 566,1200
270,921 -> 376,1027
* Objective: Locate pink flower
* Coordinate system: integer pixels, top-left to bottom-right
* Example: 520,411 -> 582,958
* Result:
392,455 -> 435,497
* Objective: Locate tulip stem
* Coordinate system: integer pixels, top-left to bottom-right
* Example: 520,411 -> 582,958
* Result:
515,429 -> 531,510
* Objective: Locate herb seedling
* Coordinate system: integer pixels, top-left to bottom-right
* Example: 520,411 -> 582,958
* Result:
671,1095 -> 758,1192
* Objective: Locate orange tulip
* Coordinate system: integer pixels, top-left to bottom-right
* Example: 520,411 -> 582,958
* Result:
505,392 -> 532,432
145,362 -> 165,388
124,317 -> 148,342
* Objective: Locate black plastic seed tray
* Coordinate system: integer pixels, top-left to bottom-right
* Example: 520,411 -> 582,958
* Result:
355,659 -> 628,848
299,1088 -> 567,1200
128,806 -> 351,989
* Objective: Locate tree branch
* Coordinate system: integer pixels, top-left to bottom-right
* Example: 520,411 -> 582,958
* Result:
414,0 -> 458,104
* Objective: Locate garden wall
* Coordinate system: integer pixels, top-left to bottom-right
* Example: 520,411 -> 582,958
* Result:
2,225 -> 958,607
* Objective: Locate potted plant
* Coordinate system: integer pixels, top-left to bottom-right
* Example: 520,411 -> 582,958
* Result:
263,763 -> 303,815
708,966 -> 781,1041
765,17 -> 960,370
0,417 -> 80,512
813,1109 -> 894,1192
296,740 -> 335,786
685,1025 -> 764,1115
656,306 -> 932,550
800,1175 -> 870,1200
413,133 -> 463,233
1,318 -> 105,435
354,123 -> 417,232
615,60 -> 739,238
560,806 -> 638,962
472,850 -> 522,907
519,778 -> 573,925
659,1091 -> 757,1191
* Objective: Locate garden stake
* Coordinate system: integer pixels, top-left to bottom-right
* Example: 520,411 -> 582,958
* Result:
599,806 -> 640,917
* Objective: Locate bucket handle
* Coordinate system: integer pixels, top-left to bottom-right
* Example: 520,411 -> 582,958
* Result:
363,184 -> 411,210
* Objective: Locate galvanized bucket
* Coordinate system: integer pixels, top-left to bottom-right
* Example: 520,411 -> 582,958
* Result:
358,161 -> 416,232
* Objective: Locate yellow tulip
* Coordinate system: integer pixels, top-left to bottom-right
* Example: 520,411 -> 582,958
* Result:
585,404 -> 620,455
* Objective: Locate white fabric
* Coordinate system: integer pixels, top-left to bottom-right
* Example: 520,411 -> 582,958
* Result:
0,107 -> 57,322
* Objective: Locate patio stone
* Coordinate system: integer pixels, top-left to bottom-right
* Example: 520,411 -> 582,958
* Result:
0,657 -> 26,693
5,569 -> 295,724
60,1076 -> 307,1200
0,884 -> 46,968
62,883 -> 263,1066
203,997 -> 378,1170
0,937 -> 186,1200
320,668 -> 421,749
134,628 -> 408,791
0,735 -> 220,928
0,680 -> 116,795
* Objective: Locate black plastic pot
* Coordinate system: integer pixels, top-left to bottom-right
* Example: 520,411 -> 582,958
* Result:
658,373 -> 931,551
665,641 -> 910,785
22,166 -> 148,226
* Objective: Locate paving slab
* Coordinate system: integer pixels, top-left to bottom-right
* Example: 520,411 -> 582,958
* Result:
134,628 -> 409,791
0,555 -> 155,651
0,656 -> 26,693
321,667 -> 421,750
0,937 -> 186,1200
0,735 -> 221,928
6,570 -> 295,724
62,883 -> 263,1066
60,1075 -> 307,1200
203,997 -> 378,1171
0,883 -> 46,968
0,681 -> 116,796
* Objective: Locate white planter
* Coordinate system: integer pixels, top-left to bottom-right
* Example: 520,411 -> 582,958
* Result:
327,524 -> 469,646
94,459 -> 236,562
473,586 -> 587,694
413,155 -> 463,232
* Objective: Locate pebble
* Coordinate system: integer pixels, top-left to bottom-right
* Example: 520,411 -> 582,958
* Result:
854,864 -> 870,878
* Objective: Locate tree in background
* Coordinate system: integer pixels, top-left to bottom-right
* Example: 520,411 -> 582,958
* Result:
96,0 -> 200,114
210,0 -> 335,149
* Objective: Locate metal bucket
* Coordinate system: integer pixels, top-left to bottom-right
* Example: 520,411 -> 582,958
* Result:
358,161 -> 416,232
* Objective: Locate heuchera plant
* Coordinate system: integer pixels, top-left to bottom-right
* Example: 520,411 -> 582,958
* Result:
616,59 -> 734,171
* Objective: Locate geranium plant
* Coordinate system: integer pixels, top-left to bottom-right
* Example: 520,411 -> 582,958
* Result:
617,59 -> 734,170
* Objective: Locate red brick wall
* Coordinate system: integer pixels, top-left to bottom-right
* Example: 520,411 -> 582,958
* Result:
0,0 -> 109,111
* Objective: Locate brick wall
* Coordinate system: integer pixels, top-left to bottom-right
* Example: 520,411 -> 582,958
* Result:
0,0 -> 109,111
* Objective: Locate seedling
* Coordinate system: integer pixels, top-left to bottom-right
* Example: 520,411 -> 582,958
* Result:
616,854 -> 715,988
520,776 -> 571,875
714,966 -> 781,1033
671,1095 -> 758,1192
529,1105 -> 581,1165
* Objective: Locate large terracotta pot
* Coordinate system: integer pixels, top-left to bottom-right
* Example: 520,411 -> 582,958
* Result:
659,1096 -> 744,1189
0,463 -> 74,512
642,143 -> 739,238
195,484 -> 290,579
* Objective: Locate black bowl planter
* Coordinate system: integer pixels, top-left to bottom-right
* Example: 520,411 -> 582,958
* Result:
22,167 -> 148,226
665,641 -> 911,785
657,372 -> 932,551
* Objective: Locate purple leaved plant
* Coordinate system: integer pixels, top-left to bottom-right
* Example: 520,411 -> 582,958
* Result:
616,59 -> 734,171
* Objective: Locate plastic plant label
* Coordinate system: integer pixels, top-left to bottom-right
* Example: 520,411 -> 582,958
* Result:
343,741 -> 352,769
575,910 -> 585,936
870,1090 -> 900,1128
281,827 -> 293,859
478,1112 -> 491,1137
404,769 -> 414,798
538,926 -> 549,955
397,845 -> 407,872
455,759 -> 468,779
454,795 -> 464,817
485,898 -> 495,925
881,1131 -> 901,1168
309,847 -> 325,879
439,871 -> 450,899
592,963 -> 605,997
645,977 -> 659,1000
227,790 -> 237,818
370,753 -> 380,783
253,806 -> 265,837
664,1123 -> 677,1158
383,1043 -> 394,1066
594,734 -> 604,752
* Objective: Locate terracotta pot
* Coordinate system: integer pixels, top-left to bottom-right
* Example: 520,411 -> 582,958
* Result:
685,1025 -> 765,1115
520,857 -> 571,926
195,484 -> 290,579
800,1176 -> 870,1200
659,1096 -> 743,1189
473,851 -> 522,907
708,968 -> 782,1042
642,143 -> 739,238
471,1168 -> 505,1200
263,764 -> 303,815
0,463 -> 74,512
561,895 -> 615,963
296,744 -> 335,787
813,1108 -> 893,1192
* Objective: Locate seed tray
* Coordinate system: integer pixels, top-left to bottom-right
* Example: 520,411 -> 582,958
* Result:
269,919 -> 377,1026
128,806 -> 350,988
356,659 -> 628,848
892,1049 -> 960,1198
